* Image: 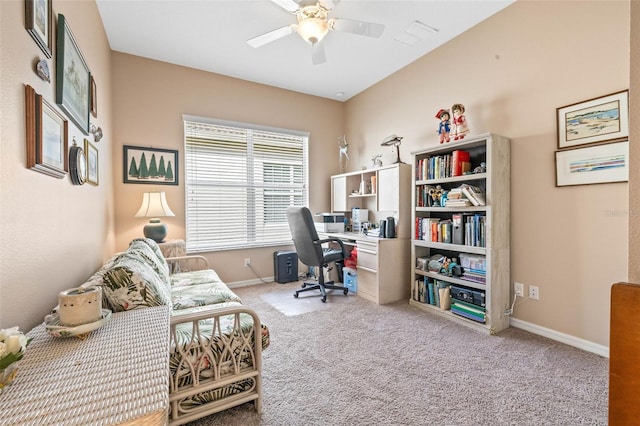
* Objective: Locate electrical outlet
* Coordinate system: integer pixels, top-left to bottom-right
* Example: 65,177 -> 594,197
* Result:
514,282 -> 525,297
244,258 -> 251,267
529,285 -> 539,300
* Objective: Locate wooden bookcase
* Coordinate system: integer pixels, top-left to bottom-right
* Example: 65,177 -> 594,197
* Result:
409,133 -> 510,334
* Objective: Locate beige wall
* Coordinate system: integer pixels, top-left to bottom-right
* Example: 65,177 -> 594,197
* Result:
0,0 -> 633,349
345,0 -> 629,346
0,0 -> 114,330
111,53 -> 345,283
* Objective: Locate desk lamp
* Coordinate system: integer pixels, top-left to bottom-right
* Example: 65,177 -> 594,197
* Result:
135,191 -> 175,243
381,134 -> 404,164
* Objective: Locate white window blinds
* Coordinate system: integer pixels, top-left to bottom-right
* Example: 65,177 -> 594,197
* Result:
184,117 -> 309,252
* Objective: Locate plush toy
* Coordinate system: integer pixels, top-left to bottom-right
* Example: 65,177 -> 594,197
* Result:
450,103 -> 470,141
435,109 -> 451,144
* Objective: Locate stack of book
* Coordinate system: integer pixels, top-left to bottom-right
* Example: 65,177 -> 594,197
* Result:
450,301 -> 486,323
460,184 -> 486,206
366,228 -> 380,237
444,187 -> 472,207
459,253 -> 487,285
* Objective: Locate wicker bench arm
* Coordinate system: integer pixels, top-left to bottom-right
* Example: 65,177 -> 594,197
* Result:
168,305 -> 264,424
166,255 -> 210,273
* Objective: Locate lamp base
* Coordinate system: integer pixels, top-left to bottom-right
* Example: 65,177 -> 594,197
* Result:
143,219 -> 167,243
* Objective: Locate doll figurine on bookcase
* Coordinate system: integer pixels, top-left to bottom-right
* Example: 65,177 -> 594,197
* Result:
450,103 -> 470,141
435,109 -> 451,144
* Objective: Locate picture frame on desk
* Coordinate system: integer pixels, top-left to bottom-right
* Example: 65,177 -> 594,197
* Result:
555,140 -> 628,187
556,90 -> 629,149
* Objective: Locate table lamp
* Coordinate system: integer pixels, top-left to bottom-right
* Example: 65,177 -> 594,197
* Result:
135,191 -> 175,243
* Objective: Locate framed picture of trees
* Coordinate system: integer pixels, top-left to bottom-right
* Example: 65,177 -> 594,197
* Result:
123,145 -> 178,185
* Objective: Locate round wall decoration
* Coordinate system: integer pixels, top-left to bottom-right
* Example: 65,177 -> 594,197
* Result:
69,143 -> 87,185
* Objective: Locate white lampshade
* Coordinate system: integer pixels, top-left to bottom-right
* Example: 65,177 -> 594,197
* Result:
135,192 -> 175,218
297,18 -> 329,44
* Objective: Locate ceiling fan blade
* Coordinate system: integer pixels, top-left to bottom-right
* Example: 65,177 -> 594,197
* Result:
319,0 -> 340,9
247,25 -> 295,48
271,0 -> 301,13
311,41 -> 326,65
330,18 -> 385,38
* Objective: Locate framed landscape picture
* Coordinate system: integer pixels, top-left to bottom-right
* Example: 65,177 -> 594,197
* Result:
123,145 -> 178,185
25,0 -> 52,58
85,139 -> 99,185
555,140 -> 628,187
556,90 -> 629,149
25,85 -> 68,179
56,14 -> 90,135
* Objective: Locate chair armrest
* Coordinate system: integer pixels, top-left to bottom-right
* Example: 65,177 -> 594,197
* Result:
166,255 -> 209,273
314,238 -> 349,257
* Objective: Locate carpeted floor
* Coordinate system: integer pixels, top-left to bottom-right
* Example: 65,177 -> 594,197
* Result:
187,281 -> 608,426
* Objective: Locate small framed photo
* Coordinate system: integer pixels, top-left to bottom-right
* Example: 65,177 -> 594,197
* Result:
90,74 -> 97,118
25,84 -> 68,179
123,145 -> 178,185
555,140 -> 628,187
557,90 -> 629,149
85,139 -> 99,185
56,14 -> 91,134
25,0 -> 52,58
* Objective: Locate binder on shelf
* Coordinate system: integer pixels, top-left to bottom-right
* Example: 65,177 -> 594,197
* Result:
452,214 -> 464,245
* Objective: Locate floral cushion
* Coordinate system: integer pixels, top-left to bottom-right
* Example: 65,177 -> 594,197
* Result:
128,238 -> 170,285
91,249 -> 172,312
171,279 -> 242,310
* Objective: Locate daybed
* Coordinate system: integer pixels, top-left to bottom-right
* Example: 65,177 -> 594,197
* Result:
82,238 -> 269,425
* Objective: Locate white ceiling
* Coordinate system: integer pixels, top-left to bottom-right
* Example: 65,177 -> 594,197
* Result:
96,0 -> 514,101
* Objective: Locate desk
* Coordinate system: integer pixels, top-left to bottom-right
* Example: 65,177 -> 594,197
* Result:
0,306 -> 171,425
321,232 -> 410,304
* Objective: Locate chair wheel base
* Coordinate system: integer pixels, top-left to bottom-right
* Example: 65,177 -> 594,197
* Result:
294,292 -> 299,298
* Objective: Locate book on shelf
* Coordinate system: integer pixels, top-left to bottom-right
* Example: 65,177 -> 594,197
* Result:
463,214 -> 486,247
445,198 -> 472,207
461,272 -> 486,285
451,150 -> 471,177
460,184 -> 486,206
451,301 -> 486,323
427,280 -> 436,306
458,253 -> 487,271
439,220 -> 452,243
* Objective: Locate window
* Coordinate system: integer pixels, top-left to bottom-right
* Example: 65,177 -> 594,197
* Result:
184,116 -> 308,252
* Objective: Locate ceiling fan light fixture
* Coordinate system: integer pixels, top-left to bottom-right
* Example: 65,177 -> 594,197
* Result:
297,17 -> 329,44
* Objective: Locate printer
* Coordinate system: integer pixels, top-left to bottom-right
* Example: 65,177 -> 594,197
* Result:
314,213 -> 345,233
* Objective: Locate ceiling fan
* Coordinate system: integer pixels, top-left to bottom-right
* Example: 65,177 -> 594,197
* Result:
246,0 -> 385,65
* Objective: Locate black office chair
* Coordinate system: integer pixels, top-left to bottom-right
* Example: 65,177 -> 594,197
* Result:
286,206 -> 350,302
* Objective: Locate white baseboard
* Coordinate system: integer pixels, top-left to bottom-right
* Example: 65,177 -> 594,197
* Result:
227,277 -> 274,288
510,317 -> 609,358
